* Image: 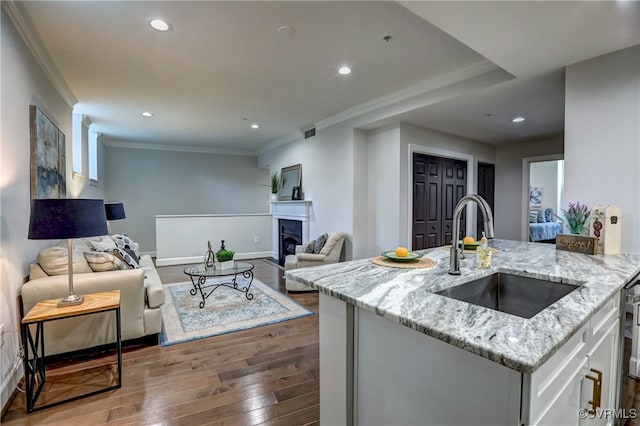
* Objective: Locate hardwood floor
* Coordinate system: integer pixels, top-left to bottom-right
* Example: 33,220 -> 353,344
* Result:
2,259 -> 319,426
4,259 -> 640,424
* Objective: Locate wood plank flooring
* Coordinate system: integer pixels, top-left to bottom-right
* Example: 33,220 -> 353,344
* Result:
2,259 -> 319,426
4,259 -> 640,425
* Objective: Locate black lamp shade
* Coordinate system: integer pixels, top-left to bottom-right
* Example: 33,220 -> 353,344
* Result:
28,199 -> 108,240
105,202 -> 126,221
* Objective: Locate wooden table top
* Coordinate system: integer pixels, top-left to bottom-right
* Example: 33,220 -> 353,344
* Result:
22,290 -> 121,324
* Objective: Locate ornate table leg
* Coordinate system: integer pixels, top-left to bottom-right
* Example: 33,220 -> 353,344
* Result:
196,275 -> 208,308
241,270 -> 254,300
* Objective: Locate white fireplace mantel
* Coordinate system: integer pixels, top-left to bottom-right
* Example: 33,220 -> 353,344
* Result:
271,200 -> 312,259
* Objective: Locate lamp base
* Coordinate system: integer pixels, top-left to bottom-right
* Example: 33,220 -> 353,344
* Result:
57,294 -> 84,307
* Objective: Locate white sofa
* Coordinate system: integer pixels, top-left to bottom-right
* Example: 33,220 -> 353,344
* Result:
21,236 -> 164,356
285,232 -> 345,291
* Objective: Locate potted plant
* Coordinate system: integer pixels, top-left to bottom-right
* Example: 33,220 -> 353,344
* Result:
270,172 -> 279,201
215,240 -> 235,269
560,201 -> 591,235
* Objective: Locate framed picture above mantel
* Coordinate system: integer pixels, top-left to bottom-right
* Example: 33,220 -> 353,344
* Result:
278,164 -> 302,201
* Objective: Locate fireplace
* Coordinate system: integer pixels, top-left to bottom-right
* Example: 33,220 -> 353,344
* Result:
279,219 -> 302,265
270,200 -> 311,264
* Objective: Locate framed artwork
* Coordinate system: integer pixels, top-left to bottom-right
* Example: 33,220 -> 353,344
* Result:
30,105 -> 66,199
279,164 -> 301,201
292,186 -> 302,200
529,186 -> 542,207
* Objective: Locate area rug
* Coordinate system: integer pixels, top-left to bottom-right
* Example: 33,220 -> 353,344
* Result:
160,278 -> 313,346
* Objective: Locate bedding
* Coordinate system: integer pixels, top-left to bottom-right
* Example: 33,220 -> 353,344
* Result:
529,221 -> 562,242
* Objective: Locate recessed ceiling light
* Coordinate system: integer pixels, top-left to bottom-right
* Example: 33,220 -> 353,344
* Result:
142,112 -> 153,117
149,18 -> 172,32
277,25 -> 294,35
338,66 -> 352,75
512,116 -> 525,123
251,123 -> 260,129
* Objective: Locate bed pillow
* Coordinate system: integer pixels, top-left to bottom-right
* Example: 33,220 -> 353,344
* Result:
537,210 -> 546,223
529,210 -> 538,223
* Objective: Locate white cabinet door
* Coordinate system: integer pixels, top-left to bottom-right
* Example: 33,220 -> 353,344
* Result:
535,356 -> 587,425
583,319 -> 620,426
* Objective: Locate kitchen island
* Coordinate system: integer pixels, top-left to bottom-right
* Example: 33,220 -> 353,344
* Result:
286,239 -> 640,425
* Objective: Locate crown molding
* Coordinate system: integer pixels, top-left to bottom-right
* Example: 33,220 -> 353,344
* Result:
258,60 -> 500,155
257,130 -> 303,156
3,1 -> 77,107
314,60 -> 499,132
101,139 -> 257,157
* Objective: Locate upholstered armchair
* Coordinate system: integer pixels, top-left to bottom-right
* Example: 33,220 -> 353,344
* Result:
285,232 -> 346,291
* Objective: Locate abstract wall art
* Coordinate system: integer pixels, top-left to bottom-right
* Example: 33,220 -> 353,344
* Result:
30,105 -> 66,199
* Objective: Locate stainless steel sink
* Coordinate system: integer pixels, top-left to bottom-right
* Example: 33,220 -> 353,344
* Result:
435,273 -> 580,319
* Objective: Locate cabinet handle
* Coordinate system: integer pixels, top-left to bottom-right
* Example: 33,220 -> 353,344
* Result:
585,368 -> 603,414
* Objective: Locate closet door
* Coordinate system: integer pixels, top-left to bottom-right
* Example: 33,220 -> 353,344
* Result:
477,163 -> 495,238
413,155 -> 441,249
441,159 -> 467,245
412,154 -> 467,250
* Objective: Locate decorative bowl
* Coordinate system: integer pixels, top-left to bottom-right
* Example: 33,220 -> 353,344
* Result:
381,251 -> 423,262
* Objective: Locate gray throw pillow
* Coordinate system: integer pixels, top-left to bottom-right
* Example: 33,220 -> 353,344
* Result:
314,233 -> 329,254
304,240 -> 316,253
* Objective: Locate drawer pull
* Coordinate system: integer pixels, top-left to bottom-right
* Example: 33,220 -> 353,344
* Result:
585,368 -> 602,414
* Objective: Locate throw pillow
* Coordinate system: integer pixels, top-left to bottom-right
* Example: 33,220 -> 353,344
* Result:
84,251 -> 128,272
537,210 -> 545,223
111,247 -> 140,269
37,246 -> 93,276
111,234 -> 140,257
314,233 -> 329,254
304,240 -> 316,253
529,211 -> 538,224
544,208 -> 553,223
88,236 -> 116,252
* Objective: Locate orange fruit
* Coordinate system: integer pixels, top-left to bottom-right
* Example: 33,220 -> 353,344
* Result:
463,236 -> 475,244
395,246 -> 409,257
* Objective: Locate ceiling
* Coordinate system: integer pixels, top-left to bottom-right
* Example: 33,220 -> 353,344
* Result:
12,1 -> 640,153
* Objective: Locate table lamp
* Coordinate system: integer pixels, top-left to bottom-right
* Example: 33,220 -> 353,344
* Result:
28,199 -> 108,307
105,202 -> 126,221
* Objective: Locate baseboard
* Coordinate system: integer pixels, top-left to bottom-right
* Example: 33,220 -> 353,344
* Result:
156,251 -> 272,267
1,359 -> 22,415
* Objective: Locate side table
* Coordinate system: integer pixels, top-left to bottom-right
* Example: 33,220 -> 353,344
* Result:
21,290 -> 122,413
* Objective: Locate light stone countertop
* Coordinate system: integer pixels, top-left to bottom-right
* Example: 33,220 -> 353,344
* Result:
286,239 -> 640,373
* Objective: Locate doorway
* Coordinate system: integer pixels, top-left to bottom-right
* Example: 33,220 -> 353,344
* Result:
521,155 -> 564,241
412,153 -> 467,249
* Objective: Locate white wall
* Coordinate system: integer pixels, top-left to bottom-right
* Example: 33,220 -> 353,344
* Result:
495,137 -> 564,240
105,146 -> 269,254
530,160 -> 559,211
352,129 -> 369,258
0,10 -> 106,410
367,125 -> 401,256
155,214 -> 272,266
258,122 -> 356,259
565,46 -> 640,253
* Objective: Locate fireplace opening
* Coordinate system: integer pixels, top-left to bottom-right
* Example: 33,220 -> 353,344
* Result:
279,219 -> 302,265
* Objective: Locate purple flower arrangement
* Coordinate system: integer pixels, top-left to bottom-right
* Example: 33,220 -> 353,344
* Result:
561,202 -> 591,235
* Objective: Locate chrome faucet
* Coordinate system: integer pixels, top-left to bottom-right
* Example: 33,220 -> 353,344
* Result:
449,194 -> 494,275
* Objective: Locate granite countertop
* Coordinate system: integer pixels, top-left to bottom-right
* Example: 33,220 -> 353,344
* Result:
286,239 -> 640,373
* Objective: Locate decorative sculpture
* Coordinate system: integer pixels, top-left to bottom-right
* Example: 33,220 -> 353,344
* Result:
204,240 -> 215,270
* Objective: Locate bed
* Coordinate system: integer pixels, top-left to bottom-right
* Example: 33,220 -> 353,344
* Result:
529,221 -> 563,242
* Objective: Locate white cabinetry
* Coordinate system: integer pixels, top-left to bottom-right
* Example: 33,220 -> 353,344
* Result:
318,292 -> 621,426
524,293 -> 619,425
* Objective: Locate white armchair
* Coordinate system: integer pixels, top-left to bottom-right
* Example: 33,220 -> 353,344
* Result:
285,232 -> 346,291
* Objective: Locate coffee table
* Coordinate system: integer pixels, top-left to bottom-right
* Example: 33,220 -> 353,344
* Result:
183,262 -> 255,308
